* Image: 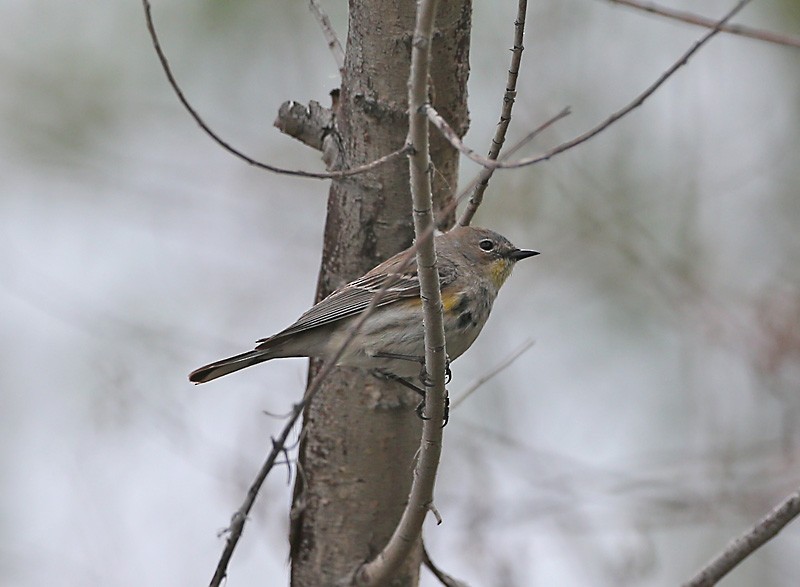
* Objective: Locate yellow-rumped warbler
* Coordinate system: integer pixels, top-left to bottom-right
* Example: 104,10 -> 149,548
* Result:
189,226 -> 538,385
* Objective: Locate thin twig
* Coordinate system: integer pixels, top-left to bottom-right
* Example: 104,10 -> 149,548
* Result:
352,0 -> 446,582
426,104 -> 502,168
451,107 -> 570,215
309,0 -> 345,74
209,412 -> 301,586
451,340 -> 535,409
607,0 -> 800,49
682,487 -> 800,587
432,0 -> 752,171
458,0 -> 529,226
142,0 -> 409,179
422,539 -> 470,587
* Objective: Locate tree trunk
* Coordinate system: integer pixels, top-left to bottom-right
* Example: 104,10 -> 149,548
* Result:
289,1 -> 471,585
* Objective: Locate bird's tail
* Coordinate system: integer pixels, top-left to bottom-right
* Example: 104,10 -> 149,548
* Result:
189,349 -> 274,384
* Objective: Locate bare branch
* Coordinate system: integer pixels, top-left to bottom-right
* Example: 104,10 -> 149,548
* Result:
458,0 -> 529,227
309,0 -> 346,73
141,0 -> 409,179
422,540 -> 471,587
427,103 -> 569,171
352,0 -> 447,582
607,0 -> 800,50
451,107 -> 570,221
209,408 -> 302,587
432,0 -> 751,172
425,105 -> 498,168
451,339 -> 535,409
682,487 -> 800,587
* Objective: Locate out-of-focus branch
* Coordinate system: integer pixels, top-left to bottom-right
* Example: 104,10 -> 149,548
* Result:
351,0 -> 446,583
458,0 -> 529,227
142,0 -> 408,179
308,0 -> 345,73
682,487 -> 800,587
606,0 -> 800,50
422,540 -> 470,587
451,340 -> 535,409
430,0 -> 751,171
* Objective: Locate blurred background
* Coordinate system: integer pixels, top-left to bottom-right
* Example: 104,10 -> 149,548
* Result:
2,0 -> 799,585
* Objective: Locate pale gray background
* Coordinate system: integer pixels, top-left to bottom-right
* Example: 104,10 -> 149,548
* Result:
2,0 -> 799,585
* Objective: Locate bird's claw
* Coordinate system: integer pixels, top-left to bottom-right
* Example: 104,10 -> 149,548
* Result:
372,368 -> 450,426
419,355 -> 451,387
415,394 -> 450,428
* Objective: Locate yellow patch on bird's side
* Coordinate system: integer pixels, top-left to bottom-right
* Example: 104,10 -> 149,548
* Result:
489,259 -> 514,289
442,292 -> 464,312
407,292 -> 463,310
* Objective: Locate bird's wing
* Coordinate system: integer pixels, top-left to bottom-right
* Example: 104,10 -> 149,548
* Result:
257,255 -> 458,344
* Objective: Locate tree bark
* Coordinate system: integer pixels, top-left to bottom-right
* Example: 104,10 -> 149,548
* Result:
289,1 -> 471,585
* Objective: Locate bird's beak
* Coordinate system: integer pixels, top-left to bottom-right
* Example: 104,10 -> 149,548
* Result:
508,249 -> 540,261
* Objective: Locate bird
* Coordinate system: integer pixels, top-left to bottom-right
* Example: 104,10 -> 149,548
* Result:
189,225 -> 538,386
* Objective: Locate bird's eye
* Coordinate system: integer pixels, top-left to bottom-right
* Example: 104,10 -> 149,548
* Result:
479,239 -> 495,251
